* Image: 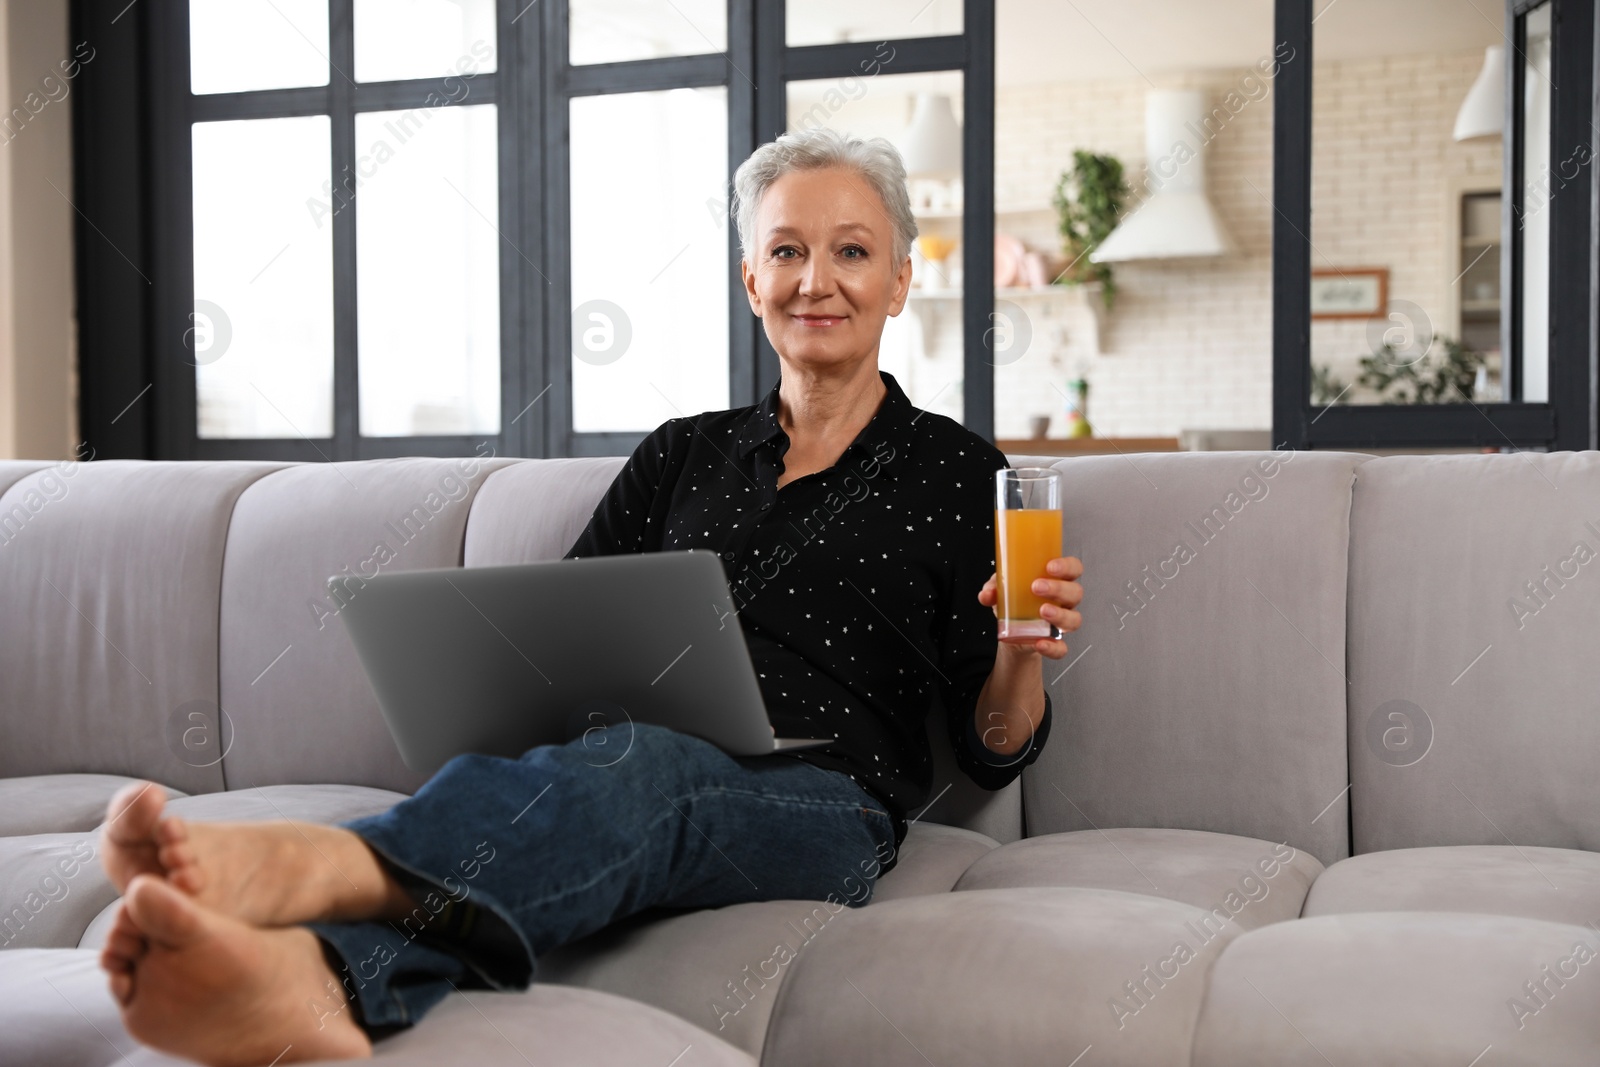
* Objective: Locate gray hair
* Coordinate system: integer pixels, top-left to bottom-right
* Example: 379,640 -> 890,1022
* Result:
732,127 -> 919,267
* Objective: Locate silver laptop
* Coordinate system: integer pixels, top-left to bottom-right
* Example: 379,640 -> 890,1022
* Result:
335,549 -> 831,774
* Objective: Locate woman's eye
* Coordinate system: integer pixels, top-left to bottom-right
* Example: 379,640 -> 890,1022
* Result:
772,246 -> 798,259
840,245 -> 866,259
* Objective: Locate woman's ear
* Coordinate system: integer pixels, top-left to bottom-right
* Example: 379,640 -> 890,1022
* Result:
740,257 -> 763,318
886,253 -> 914,317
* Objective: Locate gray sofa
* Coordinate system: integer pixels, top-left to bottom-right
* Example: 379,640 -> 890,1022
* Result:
0,448 -> 1596,1066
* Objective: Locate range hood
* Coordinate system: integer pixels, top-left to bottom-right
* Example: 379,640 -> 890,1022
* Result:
1091,89 -> 1232,263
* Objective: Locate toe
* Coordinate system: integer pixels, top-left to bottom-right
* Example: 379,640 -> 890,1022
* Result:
104,926 -> 147,968
107,969 -> 133,1006
154,815 -> 188,847
154,820 -> 205,892
157,840 -> 199,882
108,899 -> 142,937
104,782 -> 165,846
99,945 -> 126,974
125,875 -> 207,948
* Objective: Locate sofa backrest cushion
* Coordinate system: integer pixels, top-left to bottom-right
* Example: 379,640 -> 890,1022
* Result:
216,456 -> 509,792
0,460 -> 281,793
462,457 -> 626,566
1021,451 -> 1367,866
0,461 -> 53,502
1347,453 -> 1600,853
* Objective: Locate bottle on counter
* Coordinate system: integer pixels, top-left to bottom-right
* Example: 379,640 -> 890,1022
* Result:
1064,377 -> 1094,438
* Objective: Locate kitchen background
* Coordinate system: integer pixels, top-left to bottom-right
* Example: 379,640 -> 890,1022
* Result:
787,0 -> 1507,446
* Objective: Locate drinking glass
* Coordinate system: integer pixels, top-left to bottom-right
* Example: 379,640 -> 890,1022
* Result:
994,468 -> 1063,642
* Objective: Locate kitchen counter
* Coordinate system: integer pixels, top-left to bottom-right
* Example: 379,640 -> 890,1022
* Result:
996,436 -> 1181,456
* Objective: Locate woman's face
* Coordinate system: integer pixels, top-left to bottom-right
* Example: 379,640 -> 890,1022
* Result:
741,167 -> 912,373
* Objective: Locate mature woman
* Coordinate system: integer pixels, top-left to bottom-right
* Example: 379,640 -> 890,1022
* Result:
94,128 -> 1085,1065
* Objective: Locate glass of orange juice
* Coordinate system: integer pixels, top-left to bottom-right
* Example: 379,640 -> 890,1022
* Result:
994,468 -> 1063,643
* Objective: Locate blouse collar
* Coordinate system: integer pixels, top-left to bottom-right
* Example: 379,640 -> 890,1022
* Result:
735,369 -> 914,480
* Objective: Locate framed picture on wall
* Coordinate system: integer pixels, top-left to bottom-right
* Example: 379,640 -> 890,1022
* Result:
1309,268 -> 1389,319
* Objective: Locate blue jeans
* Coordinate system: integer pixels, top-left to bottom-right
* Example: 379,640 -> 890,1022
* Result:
308,723 -> 897,1034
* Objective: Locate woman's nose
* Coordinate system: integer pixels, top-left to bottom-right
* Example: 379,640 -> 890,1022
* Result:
798,256 -> 834,296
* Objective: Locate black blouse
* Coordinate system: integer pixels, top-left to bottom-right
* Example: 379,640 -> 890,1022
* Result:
564,369 -> 1053,859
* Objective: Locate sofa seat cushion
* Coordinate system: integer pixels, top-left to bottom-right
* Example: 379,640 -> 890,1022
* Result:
761,886 -> 1245,1067
0,947 -> 756,1066
0,833 -> 114,950
0,775 -> 186,837
537,897 -> 864,1057
953,828 -> 1323,931
1191,912 -> 1600,1066
1303,845 -> 1600,928
534,819 -> 997,1055
160,783 -> 407,824
871,821 -> 998,900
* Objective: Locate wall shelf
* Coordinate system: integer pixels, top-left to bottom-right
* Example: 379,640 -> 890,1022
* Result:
907,284 -> 1095,300
904,283 -> 1108,356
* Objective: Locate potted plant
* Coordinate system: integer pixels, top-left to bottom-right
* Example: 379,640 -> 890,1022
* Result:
1052,150 -> 1128,310
1311,336 -> 1488,405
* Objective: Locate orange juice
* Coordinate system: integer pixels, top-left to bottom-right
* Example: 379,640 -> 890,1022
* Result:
994,507 -> 1062,640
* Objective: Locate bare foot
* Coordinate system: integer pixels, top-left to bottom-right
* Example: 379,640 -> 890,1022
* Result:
102,781 -> 413,926
104,874 -> 372,1066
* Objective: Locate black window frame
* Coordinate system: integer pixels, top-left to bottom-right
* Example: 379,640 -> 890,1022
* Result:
99,1 -> 1590,460
139,0 -> 531,461
1271,0 -> 1597,451
541,0 -> 997,455
74,0 -> 997,461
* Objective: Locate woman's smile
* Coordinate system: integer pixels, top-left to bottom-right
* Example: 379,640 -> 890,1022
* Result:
793,313 -> 846,327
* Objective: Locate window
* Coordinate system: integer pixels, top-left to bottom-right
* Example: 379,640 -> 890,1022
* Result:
989,0 -> 1278,448
1274,0 -> 1595,450
76,1 -> 1593,459
786,68 -> 968,422
542,0 -> 995,456
79,0 -> 1000,459
139,0 -> 516,460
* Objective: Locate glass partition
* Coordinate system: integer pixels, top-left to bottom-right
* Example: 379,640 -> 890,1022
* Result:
1518,2 -> 1552,403
788,69 -> 966,423
189,0 -> 328,95
1308,0 -> 1535,412
786,0 -> 961,46
356,105 -> 501,436
992,0 -> 1275,449
353,0 -> 496,82
568,0 -> 726,65
569,88 -> 730,432
193,117 -> 334,439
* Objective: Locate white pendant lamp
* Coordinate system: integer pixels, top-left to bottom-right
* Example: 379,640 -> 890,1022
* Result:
1454,45 -> 1505,141
896,93 -> 962,178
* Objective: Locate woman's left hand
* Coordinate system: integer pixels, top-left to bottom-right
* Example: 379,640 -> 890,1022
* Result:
977,556 -> 1084,659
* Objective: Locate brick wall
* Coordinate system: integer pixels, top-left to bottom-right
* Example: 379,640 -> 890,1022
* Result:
1306,52 -> 1501,402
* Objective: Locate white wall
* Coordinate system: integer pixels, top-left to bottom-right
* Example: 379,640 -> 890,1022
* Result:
0,0 -> 77,460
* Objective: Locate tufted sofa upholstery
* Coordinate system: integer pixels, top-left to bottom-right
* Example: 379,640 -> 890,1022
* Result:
0,448 -> 1596,1065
